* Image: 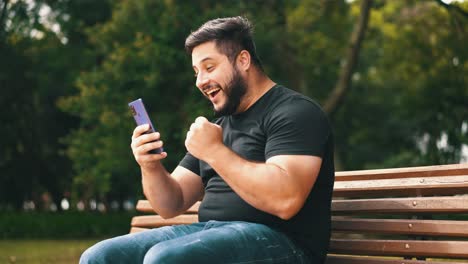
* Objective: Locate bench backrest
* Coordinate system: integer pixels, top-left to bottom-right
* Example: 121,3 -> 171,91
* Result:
131,163 -> 468,263
329,163 -> 468,263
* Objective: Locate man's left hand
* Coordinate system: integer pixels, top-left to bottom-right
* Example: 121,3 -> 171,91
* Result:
185,116 -> 224,161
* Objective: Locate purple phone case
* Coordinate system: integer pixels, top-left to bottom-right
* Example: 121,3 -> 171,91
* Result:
128,98 -> 163,154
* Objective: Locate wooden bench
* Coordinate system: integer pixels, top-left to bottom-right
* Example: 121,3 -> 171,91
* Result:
130,163 -> 468,263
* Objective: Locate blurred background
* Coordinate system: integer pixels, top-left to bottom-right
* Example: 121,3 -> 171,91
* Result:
1,0 -> 467,263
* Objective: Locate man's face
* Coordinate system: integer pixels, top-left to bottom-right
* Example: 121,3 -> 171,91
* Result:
192,42 -> 247,116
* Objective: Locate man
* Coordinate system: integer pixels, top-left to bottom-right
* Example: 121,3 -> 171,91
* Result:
81,16 -> 334,264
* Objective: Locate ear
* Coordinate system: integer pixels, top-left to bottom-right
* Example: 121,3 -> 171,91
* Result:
236,50 -> 251,72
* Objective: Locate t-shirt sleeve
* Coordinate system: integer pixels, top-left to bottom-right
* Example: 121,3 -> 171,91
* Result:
264,99 -> 331,160
178,152 -> 200,176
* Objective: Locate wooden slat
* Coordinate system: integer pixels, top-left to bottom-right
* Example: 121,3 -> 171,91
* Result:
131,215 -> 198,228
332,196 -> 468,214
136,200 -> 200,214
329,239 -> 468,258
333,175 -> 468,198
332,218 -> 468,237
326,255 -> 468,264
335,163 -> 468,181
129,227 -> 149,233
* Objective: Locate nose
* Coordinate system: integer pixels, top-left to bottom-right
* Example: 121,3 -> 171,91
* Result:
196,71 -> 209,89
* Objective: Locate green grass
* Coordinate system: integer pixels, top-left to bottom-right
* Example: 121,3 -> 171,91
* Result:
0,239 -> 99,264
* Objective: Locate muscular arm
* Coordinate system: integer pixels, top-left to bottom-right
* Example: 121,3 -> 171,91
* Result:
132,124 -> 204,219
206,148 -> 321,220
141,165 -> 203,219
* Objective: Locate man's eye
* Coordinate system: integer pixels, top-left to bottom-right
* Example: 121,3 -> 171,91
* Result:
207,66 -> 214,71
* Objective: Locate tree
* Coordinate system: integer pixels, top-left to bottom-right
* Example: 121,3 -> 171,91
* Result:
333,0 -> 468,169
323,0 -> 372,117
0,0 -> 111,210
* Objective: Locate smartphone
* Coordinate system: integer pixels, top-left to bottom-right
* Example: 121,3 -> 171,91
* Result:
128,98 -> 163,154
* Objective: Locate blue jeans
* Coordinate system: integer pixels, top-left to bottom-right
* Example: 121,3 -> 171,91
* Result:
80,221 -> 311,263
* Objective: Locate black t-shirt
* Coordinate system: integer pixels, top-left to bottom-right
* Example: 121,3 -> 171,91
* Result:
179,85 -> 335,261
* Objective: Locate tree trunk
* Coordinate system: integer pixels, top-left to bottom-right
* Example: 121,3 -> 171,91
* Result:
434,0 -> 468,18
0,0 -> 7,23
323,0 -> 372,117
0,0 -> 9,40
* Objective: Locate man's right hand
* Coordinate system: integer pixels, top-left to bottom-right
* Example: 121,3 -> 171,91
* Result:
131,124 -> 167,169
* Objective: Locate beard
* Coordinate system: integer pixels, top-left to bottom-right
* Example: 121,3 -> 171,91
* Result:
213,67 -> 247,117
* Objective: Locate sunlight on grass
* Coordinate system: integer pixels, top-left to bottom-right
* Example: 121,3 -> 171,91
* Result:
0,239 -> 99,264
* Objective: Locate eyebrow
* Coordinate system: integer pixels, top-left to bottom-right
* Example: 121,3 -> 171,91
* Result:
192,57 -> 215,71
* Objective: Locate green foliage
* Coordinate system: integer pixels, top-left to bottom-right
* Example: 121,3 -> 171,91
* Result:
58,1 -> 208,200
334,1 -> 468,169
0,25 -> 76,208
0,211 -> 134,238
286,0 -> 352,99
2,0 -> 467,206
0,0 -> 112,208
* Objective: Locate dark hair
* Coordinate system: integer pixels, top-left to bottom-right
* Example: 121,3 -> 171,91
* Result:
185,16 -> 263,71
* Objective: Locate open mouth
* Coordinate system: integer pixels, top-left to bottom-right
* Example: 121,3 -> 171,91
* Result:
204,86 -> 221,99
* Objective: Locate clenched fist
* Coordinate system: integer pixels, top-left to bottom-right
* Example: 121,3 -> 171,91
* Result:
185,116 -> 224,161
